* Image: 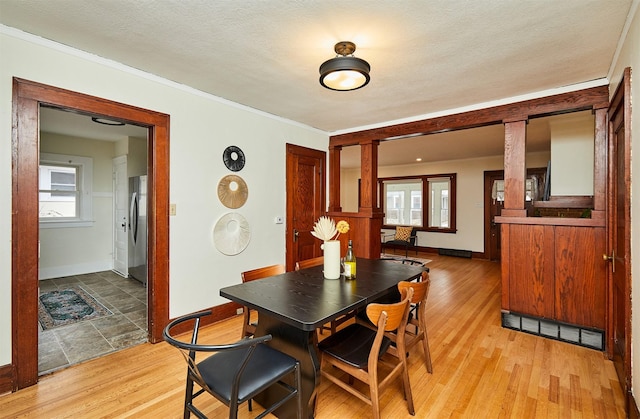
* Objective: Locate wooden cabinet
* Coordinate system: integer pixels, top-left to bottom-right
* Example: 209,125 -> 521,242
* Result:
502,223 -> 606,330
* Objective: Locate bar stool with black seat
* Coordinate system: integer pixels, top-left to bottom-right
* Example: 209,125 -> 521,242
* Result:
295,256 -> 354,334
163,310 -> 303,419
241,264 -> 285,338
318,288 -> 415,419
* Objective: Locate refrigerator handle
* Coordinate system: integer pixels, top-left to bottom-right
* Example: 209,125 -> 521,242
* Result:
130,192 -> 138,244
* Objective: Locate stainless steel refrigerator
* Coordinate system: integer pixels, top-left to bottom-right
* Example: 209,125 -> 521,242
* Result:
128,175 -> 147,285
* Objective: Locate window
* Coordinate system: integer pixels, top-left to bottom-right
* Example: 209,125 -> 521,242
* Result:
428,177 -> 450,228
380,174 -> 456,233
383,180 -> 422,226
39,153 -> 93,227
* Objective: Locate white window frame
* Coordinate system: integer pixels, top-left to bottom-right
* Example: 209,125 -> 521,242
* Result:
39,153 -> 93,228
383,179 -> 423,227
428,177 -> 450,228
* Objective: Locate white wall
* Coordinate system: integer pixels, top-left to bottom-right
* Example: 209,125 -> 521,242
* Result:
39,133 -> 116,279
0,28 -> 327,365
341,151 -> 550,253
549,114 -> 594,196
609,0 -> 640,400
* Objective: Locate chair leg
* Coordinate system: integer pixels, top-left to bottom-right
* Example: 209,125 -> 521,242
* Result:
400,352 -> 415,415
294,362 -> 303,419
422,330 -> 433,374
370,378 -> 381,419
184,376 -> 195,419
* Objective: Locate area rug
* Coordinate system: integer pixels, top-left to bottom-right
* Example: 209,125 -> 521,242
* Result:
381,254 -> 432,265
38,287 -> 112,330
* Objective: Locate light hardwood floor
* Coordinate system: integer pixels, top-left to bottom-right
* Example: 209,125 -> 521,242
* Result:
0,255 -> 625,418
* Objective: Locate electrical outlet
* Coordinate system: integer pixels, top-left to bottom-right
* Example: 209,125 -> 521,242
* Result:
169,203 -> 176,216
236,308 -> 243,315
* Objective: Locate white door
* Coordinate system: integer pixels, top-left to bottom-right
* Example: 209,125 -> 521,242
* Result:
112,155 -> 128,277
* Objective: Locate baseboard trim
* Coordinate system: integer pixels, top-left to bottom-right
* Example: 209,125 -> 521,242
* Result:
0,363 -> 15,395
166,301 -> 242,335
39,260 -> 113,280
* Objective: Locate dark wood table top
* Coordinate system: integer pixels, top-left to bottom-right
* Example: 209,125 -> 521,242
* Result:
220,258 -> 424,331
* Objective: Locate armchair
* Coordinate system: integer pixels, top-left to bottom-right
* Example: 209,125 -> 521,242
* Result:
382,226 -> 418,257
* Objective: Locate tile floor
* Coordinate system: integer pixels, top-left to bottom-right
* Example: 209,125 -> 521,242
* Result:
38,270 -> 148,375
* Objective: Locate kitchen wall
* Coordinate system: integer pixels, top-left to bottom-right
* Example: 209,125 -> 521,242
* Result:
0,28 -> 327,366
39,132 -> 116,279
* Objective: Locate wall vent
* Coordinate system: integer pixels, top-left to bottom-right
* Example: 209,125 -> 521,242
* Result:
502,312 -> 604,351
438,248 -> 472,258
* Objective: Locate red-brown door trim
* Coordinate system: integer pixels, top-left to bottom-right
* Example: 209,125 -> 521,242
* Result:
11,78 -> 170,390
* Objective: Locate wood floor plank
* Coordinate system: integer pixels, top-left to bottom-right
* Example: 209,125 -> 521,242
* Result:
0,255 -> 626,418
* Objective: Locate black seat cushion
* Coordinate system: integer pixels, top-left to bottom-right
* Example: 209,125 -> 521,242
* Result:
318,323 -> 391,369
197,343 -> 297,403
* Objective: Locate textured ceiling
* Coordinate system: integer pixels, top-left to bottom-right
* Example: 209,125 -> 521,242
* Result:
0,1 -> 633,166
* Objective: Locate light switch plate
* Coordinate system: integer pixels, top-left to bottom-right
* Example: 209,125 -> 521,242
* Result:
170,203 -> 176,216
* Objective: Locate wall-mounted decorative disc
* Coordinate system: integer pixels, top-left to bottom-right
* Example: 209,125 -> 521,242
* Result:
218,174 -> 248,209
223,145 -> 246,172
213,213 -> 251,255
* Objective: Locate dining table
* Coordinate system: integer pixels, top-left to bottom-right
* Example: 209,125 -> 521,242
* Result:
219,257 -> 424,419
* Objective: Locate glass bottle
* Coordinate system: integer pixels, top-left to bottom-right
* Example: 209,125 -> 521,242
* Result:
344,240 -> 356,279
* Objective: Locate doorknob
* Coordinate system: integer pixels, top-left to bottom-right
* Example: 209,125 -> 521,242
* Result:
603,249 -> 615,273
293,229 -> 299,242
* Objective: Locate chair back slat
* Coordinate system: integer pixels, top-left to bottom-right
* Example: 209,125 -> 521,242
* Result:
295,256 -> 324,271
398,272 -> 430,304
242,264 -> 285,283
366,287 -> 413,331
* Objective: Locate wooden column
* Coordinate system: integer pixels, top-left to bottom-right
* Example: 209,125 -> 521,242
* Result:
501,119 -> 528,217
328,144 -> 342,212
592,107 -> 607,217
359,139 -> 380,216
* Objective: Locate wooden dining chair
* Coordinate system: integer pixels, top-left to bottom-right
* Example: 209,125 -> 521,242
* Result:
241,264 -> 285,338
163,310 -> 303,419
318,287 -> 415,419
295,256 -> 353,334
393,273 -> 433,373
294,256 -> 324,271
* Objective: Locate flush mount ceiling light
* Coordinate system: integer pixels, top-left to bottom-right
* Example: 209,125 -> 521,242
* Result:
319,41 -> 370,91
91,117 -> 125,126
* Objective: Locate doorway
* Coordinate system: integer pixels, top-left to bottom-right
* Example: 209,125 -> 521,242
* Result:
11,78 -> 170,390
37,107 -> 149,374
285,144 -> 326,272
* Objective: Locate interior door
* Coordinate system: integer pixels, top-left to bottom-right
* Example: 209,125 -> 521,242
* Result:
285,144 -> 326,271
112,156 -> 128,277
484,171 -> 503,261
607,67 -> 631,399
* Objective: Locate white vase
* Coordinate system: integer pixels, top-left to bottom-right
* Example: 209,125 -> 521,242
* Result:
322,240 -> 341,279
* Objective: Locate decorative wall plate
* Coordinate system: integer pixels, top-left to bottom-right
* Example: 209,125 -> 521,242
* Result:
223,145 -> 246,172
218,174 -> 248,209
213,213 -> 251,255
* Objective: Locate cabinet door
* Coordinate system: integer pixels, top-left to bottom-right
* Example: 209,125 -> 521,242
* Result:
508,224 -> 555,318
554,226 -> 606,329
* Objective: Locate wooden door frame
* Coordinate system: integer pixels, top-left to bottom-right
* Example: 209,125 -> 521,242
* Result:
11,78 -> 170,390
606,68 -> 632,394
285,143 -> 326,272
484,170 -> 504,261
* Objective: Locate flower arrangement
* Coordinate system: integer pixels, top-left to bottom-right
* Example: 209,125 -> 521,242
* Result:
311,216 -> 349,241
